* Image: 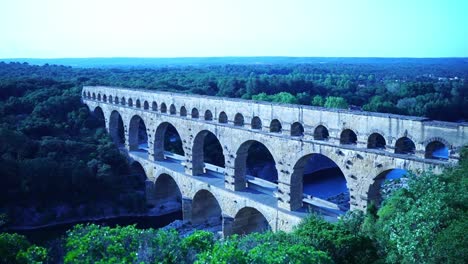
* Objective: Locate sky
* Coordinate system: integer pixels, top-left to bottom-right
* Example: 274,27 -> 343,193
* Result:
0,0 -> 467,58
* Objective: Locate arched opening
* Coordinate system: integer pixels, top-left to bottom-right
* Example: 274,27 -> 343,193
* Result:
170,104 -> 176,115
204,110 -> 213,121
92,106 -> 105,128
83,91 -> 86,98
219,112 -> 228,123
160,103 -> 167,113
191,108 -> 199,119
136,99 -> 141,108
235,140 -> 277,192
291,154 -> 350,211
180,106 -> 187,117
291,122 -> 304,137
153,173 -> 182,213
395,137 -> 415,155
115,96 -> 120,104
97,94 -> 101,101
154,122 -> 184,161
109,95 -> 113,103
192,130 -> 225,175
92,93 -> 96,100
109,110 -> 125,146
234,113 -> 244,126
103,94 -> 107,102
251,116 -> 262,130
231,207 -> 270,235
128,115 -> 148,152
368,169 -> 408,207
269,119 -> 282,133
152,101 -> 157,111
143,101 -> 149,110
340,129 -> 357,145
87,92 -> 91,98
128,98 -> 133,107
425,141 -> 449,160
313,125 -> 329,140
125,162 -> 147,211
368,133 -> 386,149
120,97 -> 126,105
191,190 -> 222,226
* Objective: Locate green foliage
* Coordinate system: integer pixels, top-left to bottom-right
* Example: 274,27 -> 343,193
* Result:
311,95 -> 325,106
0,233 -> 30,263
324,96 -> 349,109
16,245 -> 48,264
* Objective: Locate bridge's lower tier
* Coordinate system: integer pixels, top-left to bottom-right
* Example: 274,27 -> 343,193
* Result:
128,151 -> 341,235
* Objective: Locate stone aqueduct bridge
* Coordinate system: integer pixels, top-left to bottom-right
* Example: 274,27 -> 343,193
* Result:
82,86 -> 467,235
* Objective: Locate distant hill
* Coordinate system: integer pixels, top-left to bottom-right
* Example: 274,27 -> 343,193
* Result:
1,57 -> 467,68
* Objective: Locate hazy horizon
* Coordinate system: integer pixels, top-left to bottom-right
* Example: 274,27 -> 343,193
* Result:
1,0 -> 467,58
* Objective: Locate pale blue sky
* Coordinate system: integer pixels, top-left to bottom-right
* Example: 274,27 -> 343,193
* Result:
0,0 -> 467,58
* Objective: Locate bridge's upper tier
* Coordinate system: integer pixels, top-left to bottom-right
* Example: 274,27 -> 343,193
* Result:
82,86 -> 467,151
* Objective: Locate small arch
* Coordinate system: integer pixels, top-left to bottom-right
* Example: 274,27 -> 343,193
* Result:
103,94 -> 107,102
153,122 -> 185,160
191,108 -> 199,119
191,190 -> 222,226
151,101 -> 157,111
231,207 -> 270,235
313,125 -> 329,140
291,122 -> 304,137
368,133 -> 386,149
136,99 -> 141,108
97,93 -> 101,101
87,92 -> 91,98
269,119 -> 282,133
82,91 -> 86,98
170,104 -> 176,115
425,140 -> 448,160
218,111 -> 228,123
204,110 -> 213,121
92,93 -> 96,100
128,98 -> 133,107
180,106 -> 187,117
251,116 -> 262,130
234,113 -> 244,126
109,95 -> 113,103
120,97 -> 126,105
340,129 -> 357,145
395,137 -> 415,155
154,173 -> 182,210
143,101 -> 149,110
160,103 -> 167,113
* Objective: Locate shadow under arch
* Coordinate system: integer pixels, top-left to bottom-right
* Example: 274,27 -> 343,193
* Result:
191,189 -> 222,226
230,207 -> 271,235
128,115 -> 148,153
153,173 -> 183,212
92,106 -> 105,128
109,110 -> 125,146
153,122 -> 184,161
234,140 -> 278,191
192,130 -> 225,175
290,153 -> 350,211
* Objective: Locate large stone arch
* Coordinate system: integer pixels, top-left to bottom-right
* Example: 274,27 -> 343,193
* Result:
93,106 -> 106,128
109,110 -> 125,146
230,207 -> 271,235
289,153 -> 350,211
153,122 -> 185,161
128,114 -> 149,152
424,137 -> 450,160
191,189 -> 222,225
234,140 -> 278,191
192,129 -> 225,175
366,168 -> 409,207
153,173 -> 183,211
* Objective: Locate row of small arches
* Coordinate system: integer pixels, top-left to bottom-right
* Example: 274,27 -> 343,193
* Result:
85,91 -> 450,160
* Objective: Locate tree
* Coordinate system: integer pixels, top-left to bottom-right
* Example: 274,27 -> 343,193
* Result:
324,96 -> 348,109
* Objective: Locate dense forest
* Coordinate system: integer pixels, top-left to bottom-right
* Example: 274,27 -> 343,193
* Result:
0,60 -> 467,263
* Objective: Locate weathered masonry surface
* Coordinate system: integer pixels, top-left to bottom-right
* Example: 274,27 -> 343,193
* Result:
82,86 -> 467,234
